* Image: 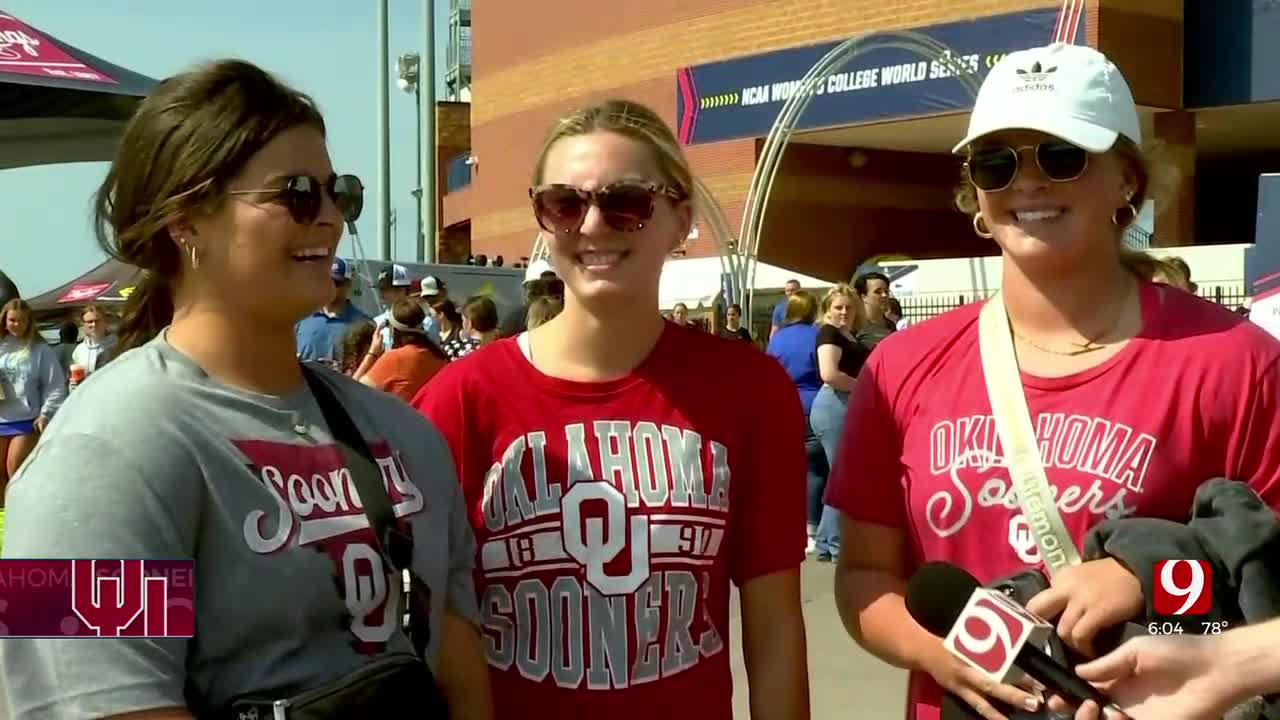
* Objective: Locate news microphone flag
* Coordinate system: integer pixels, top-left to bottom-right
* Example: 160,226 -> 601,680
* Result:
0,559 -> 194,638
942,587 -> 1054,685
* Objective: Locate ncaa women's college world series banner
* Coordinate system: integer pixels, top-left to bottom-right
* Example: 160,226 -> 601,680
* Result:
674,6 -> 1080,146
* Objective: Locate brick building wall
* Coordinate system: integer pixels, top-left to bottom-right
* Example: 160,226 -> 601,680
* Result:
462,0 -> 1188,274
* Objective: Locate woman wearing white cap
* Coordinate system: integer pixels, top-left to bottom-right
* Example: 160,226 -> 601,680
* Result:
824,43 -> 1280,720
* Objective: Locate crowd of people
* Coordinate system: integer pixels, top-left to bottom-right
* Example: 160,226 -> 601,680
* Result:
0,40 -> 1277,720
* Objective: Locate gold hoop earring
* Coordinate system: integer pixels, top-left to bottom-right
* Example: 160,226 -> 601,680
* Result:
973,212 -> 994,239
181,240 -> 200,271
1112,202 -> 1138,227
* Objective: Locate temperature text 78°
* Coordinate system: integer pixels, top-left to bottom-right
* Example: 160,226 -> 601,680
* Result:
1146,621 -> 1230,635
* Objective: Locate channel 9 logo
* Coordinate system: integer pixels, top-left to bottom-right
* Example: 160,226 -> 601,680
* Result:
1152,559 -> 1213,616
0,559 -> 195,637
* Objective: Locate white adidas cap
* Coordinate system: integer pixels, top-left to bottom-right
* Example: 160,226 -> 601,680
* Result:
953,43 -> 1141,155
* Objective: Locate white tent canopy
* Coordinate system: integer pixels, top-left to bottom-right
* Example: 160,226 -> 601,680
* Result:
658,256 -> 834,311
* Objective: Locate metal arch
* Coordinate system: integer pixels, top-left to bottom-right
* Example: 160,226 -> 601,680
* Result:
737,31 -> 984,321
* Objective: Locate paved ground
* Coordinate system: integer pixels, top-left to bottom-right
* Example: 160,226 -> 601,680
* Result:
729,557 -> 910,719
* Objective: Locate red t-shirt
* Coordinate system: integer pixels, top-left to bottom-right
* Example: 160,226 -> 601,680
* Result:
825,281 -> 1280,720
412,322 -> 806,720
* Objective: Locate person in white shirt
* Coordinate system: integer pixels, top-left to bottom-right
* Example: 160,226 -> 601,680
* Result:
70,304 -> 117,388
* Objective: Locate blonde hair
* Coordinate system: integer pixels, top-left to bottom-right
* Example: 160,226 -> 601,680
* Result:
821,284 -> 865,330
1130,253 -> 1196,292
532,99 -> 694,207
783,290 -> 818,325
954,136 -> 1179,276
0,298 -> 37,344
526,296 -> 564,329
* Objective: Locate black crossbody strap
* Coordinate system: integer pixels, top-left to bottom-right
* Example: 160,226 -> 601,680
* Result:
300,364 -> 414,574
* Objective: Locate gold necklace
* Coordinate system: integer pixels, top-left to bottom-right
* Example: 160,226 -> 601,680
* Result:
1009,304 -> 1128,357
1012,330 -> 1110,356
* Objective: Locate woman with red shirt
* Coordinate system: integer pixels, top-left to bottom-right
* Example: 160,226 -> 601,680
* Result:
413,99 -> 809,720
826,43 -> 1280,720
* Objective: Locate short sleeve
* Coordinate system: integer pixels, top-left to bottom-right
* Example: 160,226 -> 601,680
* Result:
823,352 -> 910,529
815,324 -> 841,348
772,303 -> 785,326
730,355 -> 807,585
411,367 -> 469,480
445,479 -> 480,623
1232,356 -> 1280,510
0,433 -> 195,719
364,351 -> 403,393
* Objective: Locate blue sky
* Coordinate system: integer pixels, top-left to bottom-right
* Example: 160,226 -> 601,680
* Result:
3,0 -> 450,295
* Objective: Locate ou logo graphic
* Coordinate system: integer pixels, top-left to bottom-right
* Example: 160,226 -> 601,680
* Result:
560,482 -> 651,596
71,560 -> 181,637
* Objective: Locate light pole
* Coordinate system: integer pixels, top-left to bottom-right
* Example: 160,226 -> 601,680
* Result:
421,0 -> 437,264
376,0 -> 392,261
397,53 -> 423,262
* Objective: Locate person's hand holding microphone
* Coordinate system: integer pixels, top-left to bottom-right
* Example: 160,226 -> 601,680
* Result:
1070,617 -> 1280,720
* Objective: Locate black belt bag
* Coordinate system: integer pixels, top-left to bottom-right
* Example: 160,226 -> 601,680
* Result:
216,653 -> 444,720
189,365 -> 449,719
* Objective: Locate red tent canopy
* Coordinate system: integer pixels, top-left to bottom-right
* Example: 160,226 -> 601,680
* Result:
1,10 -> 157,169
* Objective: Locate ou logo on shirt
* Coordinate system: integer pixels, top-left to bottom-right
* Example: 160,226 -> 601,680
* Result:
560,482 -> 652,596
1007,515 -> 1040,565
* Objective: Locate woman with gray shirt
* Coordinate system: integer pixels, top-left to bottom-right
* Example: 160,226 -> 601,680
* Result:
0,60 -> 491,720
0,298 -> 66,489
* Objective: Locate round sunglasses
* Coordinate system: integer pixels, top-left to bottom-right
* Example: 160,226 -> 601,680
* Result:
964,141 -> 1089,193
227,173 -> 364,225
529,181 -> 687,234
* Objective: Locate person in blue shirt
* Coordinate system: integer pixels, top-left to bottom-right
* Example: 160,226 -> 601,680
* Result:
765,289 -> 826,553
769,278 -> 801,339
294,258 -> 370,367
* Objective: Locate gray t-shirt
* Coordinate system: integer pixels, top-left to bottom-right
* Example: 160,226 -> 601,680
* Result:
0,332 -> 478,719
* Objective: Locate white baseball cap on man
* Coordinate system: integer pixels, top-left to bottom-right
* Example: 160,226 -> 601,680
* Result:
952,43 -> 1141,155
524,258 -> 555,284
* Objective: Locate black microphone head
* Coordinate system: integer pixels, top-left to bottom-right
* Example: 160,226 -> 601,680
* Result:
905,561 -> 982,637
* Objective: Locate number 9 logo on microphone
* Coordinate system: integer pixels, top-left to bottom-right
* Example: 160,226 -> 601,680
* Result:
1153,559 -> 1213,616
945,593 -> 1038,680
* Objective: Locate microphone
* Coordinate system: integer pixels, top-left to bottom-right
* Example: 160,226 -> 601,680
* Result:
905,561 -> 1113,709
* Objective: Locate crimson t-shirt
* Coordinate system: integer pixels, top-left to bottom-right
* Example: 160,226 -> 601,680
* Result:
412,322 -> 807,720
825,281 -> 1280,720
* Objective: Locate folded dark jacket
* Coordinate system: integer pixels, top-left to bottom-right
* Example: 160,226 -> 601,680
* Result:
1083,477 -> 1280,625
1084,478 -> 1280,720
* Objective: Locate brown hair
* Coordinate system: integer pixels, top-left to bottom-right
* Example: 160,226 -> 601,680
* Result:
389,298 -> 449,362
81,303 -> 106,322
531,99 -> 694,218
429,297 -> 462,329
821,284 -> 865,330
0,298 -> 37,344
95,59 -> 326,356
783,290 -> 818,326
954,136 -> 1178,276
526,296 -> 564,330
340,320 -> 376,376
462,295 -> 500,342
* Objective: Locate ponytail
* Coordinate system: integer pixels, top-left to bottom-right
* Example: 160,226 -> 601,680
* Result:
110,270 -> 174,359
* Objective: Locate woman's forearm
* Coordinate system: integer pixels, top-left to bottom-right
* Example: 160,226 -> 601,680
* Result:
821,370 -> 857,392
1222,618 -> 1280,700
833,566 -> 937,671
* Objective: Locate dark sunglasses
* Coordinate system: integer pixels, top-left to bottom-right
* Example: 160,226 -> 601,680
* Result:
964,141 -> 1089,192
228,173 -> 365,225
529,181 -> 687,234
